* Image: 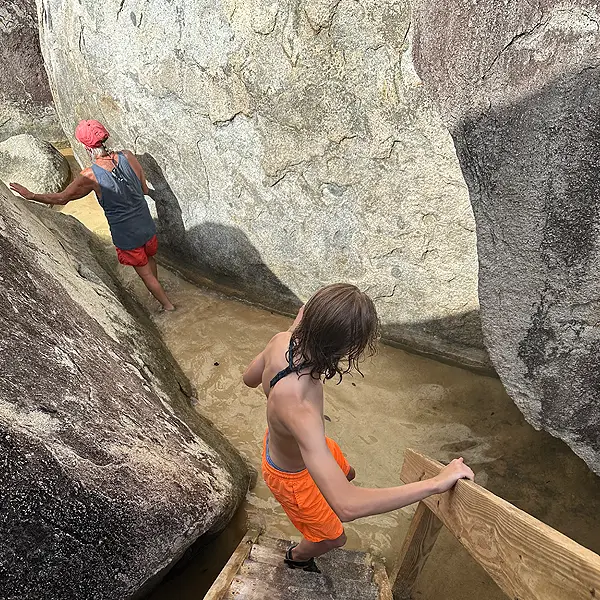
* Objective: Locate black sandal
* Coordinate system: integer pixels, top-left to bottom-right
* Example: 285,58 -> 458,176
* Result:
284,544 -> 321,573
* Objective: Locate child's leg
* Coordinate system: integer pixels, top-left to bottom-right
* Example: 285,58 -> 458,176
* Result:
291,532 -> 347,561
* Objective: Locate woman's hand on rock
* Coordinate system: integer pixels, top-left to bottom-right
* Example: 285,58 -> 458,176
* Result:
9,183 -> 35,200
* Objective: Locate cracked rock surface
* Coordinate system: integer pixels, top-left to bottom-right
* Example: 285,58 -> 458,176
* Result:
0,0 -> 64,143
0,181 -> 249,600
414,0 -> 600,474
36,0 -> 486,369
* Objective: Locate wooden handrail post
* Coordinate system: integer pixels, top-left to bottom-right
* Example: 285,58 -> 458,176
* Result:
396,448 -> 600,600
390,501 -> 443,599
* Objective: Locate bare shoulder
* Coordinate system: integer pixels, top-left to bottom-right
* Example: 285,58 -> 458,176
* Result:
271,369 -> 323,409
80,167 -> 96,182
277,382 -> 325,441
268,331 -> 291,346
263,331 -> 291,356
121,149 -> 137,164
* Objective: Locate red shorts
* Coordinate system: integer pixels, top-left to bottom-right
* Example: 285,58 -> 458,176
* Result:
116,235 -> 158,267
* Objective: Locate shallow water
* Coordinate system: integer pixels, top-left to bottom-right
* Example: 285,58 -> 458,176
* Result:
58,164 -> 600,599
132,270 -> 600,600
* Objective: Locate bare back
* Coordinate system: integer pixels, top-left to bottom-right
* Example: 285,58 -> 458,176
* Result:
261,332 -> 325,472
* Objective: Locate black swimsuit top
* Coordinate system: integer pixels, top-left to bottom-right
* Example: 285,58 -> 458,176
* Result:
269,339 -> 306,389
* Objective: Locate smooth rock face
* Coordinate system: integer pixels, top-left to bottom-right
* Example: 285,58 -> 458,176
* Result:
0,182 -> 249,600
0,133 -> 70,193
413,1 -> 600,473
36,0 -> 488,369
0,0 -> 64,143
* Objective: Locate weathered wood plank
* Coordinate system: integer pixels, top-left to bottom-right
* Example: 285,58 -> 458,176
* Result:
401,448 -> 600,600
390,501 -> 443,599
371,558 -> 394,600
225,574 -> 284,600
248,543 -> 373,582
203,528 -> 261,600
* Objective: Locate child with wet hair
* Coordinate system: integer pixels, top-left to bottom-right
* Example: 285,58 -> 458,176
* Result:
243,283 -> 474,572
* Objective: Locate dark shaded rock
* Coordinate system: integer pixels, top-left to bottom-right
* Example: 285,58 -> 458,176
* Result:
0,0 -> 65,143
414,1 -> 600,473
0,181 -> 249,599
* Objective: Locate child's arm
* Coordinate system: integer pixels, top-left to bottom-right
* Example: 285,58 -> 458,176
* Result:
243,351 -> 266,388
286,403 -> 474,522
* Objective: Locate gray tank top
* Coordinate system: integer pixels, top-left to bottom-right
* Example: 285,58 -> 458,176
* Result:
91,152 -> 156,250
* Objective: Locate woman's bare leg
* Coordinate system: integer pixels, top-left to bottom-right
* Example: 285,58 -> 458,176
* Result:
148,255 -> 158,279
134,263 -> 174,310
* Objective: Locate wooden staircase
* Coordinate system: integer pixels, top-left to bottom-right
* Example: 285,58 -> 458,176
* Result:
205,448 -> 600,600
205,530 -> 392,600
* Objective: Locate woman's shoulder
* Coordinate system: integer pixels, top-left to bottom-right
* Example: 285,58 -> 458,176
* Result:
119,149 -> 143,169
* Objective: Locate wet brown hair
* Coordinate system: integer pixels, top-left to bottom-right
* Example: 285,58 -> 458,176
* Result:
290,283 -> 380,382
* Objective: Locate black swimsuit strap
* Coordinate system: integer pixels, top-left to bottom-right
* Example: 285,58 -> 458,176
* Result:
269,339 -> 304,389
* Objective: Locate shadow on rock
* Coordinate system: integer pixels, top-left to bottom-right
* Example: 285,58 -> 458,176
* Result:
383,309 -> 491,373
138,152 -> 300,312
137,152 -> 191,257
180,221 -> 302,312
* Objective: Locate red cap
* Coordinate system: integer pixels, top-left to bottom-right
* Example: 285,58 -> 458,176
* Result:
75,119 -> 109,149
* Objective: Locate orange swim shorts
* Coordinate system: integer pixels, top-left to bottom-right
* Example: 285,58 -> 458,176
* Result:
262,432 -> 351,543
116,235 -> 158,267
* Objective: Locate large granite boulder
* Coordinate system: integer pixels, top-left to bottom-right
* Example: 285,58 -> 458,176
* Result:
0,0 -> 64,143
0,134 -> 70,193
35,0 -> 488,369
413,1 -> 600,473
0,180 -> 249,599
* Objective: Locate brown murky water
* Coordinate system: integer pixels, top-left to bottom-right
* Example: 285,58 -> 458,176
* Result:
59,152 -> 600,599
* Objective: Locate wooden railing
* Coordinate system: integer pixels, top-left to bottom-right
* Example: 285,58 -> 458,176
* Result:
390,449 -> 600,600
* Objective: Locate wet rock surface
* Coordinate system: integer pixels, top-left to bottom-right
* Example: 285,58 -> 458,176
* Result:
0,133 -> 70,193
0,0 -> 64,143
35,0 -> 488,369
0,182 -> 249,600
413,0 -> 600,473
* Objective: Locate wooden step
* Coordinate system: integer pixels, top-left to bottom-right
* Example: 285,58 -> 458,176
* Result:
227,560 -> 380,600
250,537 -> 374,583
258,536 -> 370,565
205,530 -> 392,600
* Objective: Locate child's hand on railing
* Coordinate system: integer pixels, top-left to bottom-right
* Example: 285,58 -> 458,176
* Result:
431,457 -> 474,494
